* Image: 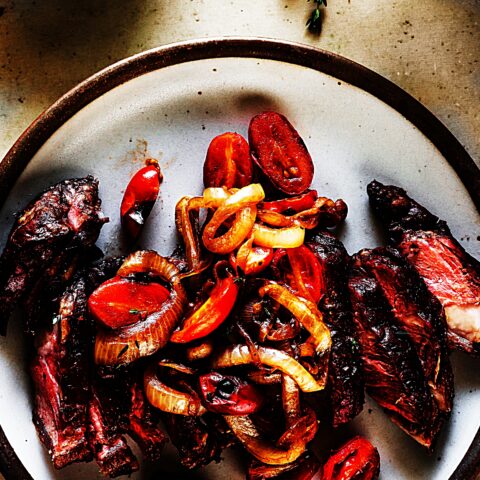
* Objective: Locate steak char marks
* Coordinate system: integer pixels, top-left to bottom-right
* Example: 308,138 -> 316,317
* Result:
0,176 -> 106,335
348,253 -> 448,449
368,180 -> 480,354
307,232 -> 364,426
354,248 -> 453,419
31,258 -> 122,469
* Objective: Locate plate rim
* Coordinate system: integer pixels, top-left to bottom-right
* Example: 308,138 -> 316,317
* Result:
0,36 -> 478,480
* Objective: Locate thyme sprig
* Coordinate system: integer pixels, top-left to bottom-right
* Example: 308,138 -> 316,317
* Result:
306,0 -> 327,33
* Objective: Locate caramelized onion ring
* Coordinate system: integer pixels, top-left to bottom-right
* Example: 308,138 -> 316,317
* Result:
175,196 -> 203,271
144,363 -> 206,416
259,282 -> 331,356
94,251 -> 187,365
202,184 -> 265,254
252,224 -> 305,249
224,415 -> 308,465
213,345 -> 322,392
282,374 -> 301,426
203,206 -> 257,254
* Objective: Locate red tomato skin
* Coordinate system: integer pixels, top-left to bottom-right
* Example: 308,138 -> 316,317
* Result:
203,132 -> 252,188
249,112 -> 314,195
88,276 -> 169,329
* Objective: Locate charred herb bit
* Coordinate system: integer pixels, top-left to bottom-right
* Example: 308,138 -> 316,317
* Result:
306,0 -> 327,33
117,345 -> 129,358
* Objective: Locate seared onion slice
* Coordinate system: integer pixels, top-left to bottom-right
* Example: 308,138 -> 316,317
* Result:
252,224 -> 305,249
186,339 -> 214,361
282,374 -> 301,425
224,414 -> 315,465
94,251 -> 187,366
202,184 -> 265,254
175,196 -> 204,272
213,345 -> 322,392
144,363 -> 206,416
259,282 -> 331,356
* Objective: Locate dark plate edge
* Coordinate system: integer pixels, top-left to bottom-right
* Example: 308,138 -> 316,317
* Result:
0,36 -> 478,480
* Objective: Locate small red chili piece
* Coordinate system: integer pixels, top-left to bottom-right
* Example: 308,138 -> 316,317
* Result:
321,436 -> 380,480
261,190 -> 318,214
199,372 -> 263,415
170,269 -> 239,343
121,159 -> 163,239
88,276 -> 170,329
249,112 -> 314,195
203,132 -> 253,188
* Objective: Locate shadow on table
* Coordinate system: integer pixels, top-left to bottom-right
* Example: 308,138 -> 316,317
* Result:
1,0 -> 166,106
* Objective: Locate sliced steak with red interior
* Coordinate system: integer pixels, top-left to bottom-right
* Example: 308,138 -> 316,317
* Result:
0,176 -> 107,335
127,379 -> 166,463
31,258 -> 122,469
307,232 -> 364,427
367,180 -> 480,354
354,247 -> 453,418
348,256 -> 444,449
88,376 -> 139,478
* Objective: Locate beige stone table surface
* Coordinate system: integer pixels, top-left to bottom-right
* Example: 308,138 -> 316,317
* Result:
0,1 -> 479,479
1,0 -> 479,168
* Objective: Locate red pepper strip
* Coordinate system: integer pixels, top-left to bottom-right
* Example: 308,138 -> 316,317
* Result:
88,276 -> 170,329
260,190 -> 317,214
287,245 -> 325,303
321,436 -> 380,480
170,274 -> 239,343
121,159 -> 163,239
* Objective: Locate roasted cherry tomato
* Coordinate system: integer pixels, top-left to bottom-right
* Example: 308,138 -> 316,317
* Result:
88,276 -> 170,329
170,267 -> 239,343
261,190 -> 318,214
248,453 -> 320,479
321,436 -> 380,480
271,246 -> 325,303
203,132 -> 253,188
121,159 -> 163,239
231,236 -> 274,276
199,372 -> 263,415
249,112 -> 314,195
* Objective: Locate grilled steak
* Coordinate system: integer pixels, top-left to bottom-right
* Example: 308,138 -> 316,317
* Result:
367,180 -> 480,354
89,375 -> 139,478
348,256 -> 444,448
354,248 -> 453,417
128,380 -> 166,463
0,176 -> 106,335
165,414 -> 227,469
31,258 -> 122,469
307,232 -> 364,427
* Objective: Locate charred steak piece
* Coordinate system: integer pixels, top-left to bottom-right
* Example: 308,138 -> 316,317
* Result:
307,232 -> 364,427
0,176 -> 106,335
31,258 -> 122,469
367,180 -> 480,354
354,248 -> 453,418
348,256 -> 444,449
128,379 -> 166,463
89,376 -> 139,478
165,414 -> 227,469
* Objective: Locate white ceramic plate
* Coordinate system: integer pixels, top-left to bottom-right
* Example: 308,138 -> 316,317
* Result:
0,38 -> 479,480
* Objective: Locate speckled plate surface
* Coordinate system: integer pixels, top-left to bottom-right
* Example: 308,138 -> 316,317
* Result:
0,38 -> 479,480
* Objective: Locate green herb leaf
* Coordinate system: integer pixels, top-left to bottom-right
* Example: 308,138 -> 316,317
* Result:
306,0 -> 327,33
